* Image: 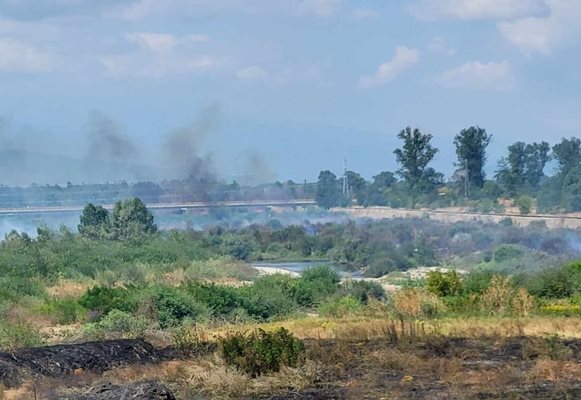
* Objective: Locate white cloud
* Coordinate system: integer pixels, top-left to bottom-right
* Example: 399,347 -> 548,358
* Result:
498,0 -> 581,55
0,37 -> 56,72
358,46 -> 420,88
99,32 -> 218,78
437,60 -> 516,90
410,0 -> 546,20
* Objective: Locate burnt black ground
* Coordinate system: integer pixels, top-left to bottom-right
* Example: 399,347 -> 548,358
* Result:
0,340 -> 165,388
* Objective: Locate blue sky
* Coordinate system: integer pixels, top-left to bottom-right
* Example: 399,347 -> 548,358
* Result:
0,0 -> 580,184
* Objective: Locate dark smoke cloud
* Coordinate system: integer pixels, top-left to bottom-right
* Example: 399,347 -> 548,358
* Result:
85,111 -> 138,164
160,103 -> 220,181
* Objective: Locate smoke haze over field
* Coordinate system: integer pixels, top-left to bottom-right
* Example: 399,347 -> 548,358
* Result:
0,105 -> 279,186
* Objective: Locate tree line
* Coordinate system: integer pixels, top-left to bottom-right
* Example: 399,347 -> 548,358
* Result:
316,127 -> 581,213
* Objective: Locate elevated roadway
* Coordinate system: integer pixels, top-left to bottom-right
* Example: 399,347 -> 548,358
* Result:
0,199 -> 317,215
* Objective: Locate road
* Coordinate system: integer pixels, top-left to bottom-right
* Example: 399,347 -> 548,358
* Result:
0,199 -> 317,215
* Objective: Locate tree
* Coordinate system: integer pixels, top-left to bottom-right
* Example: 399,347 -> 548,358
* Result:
496,141 -> 550,195
454,127 -> 492,192
366,171 -> 397,206
78,203 -> 110,239
345,170 -> 367,206
315,170 -> 341,209
553,137 -> 581,177
110,198 -> 157,240
561,165 -> 581,212
524,142 -> 551,189
394,127 -> 441,208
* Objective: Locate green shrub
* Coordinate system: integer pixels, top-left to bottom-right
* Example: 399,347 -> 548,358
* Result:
219,328 -> 305,377
293,265 -> 341,307
515,194 -> 534,215
79,285 -> 136,317
319,295 -> 362,318
185,283 -> 242,316
339,280 -> 386,303
494,245 -> 524,263
171,325 -> 200,354
425,269 -> 464,297
153,290 -> 210,328
240,275 -> 298,320
83,309 -> 148,339
0,322 -> 43,350
38,298 -> 87,325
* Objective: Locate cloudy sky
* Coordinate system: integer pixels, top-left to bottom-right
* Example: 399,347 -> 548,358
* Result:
0,0 -> 580,183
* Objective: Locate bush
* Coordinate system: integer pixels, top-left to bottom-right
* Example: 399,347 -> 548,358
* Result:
516,195 -> 534,215
494,245 -> 524,263
240,275 -> 298,320
481,275 -> 513,315
171,325 -> 200,354
39,298 -> 86,325
0,322 -> 43,350
339,280 -> 386,303
425,270 -> 463,297
293,265 -> 341,307
319,295 -> 362,318
79,286 -> 136,317
83,309 -> 148,339
219,328 -> 305,377
393,288 -> 445,318
153,290 -> 210,329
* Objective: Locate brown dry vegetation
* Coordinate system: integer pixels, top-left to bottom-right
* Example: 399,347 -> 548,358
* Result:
2,316 -> 580,400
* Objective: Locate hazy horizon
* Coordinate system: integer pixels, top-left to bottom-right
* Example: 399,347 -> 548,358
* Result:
1,1 -> 579,185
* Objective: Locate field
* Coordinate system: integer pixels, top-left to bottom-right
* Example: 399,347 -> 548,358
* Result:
0,202 -> 580,399
1,316 -> 580,399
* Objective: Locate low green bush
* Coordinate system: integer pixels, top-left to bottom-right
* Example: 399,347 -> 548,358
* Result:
425,269 -> 464,297
0,322 -> 43,350
319,295 -> 362,317
83,309 -> 148,339
219,328 -> 305,377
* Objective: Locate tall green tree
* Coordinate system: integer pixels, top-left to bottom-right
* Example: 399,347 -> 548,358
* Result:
496,141 -> 550,195
553,137 -> 581,177
110,197 -> 157,240
454,127 -> 492,192
345,170 -> 367,206
78,203 -> 110,239
315,170 -> 340,209
366,171 -> 397,206
394,127 -> 441,208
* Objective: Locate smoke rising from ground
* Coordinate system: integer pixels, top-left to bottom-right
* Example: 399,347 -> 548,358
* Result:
160,104 -> 219,181
0,105 -> 276,186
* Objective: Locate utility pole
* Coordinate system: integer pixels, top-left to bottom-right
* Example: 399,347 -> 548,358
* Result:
464,158 -> 470,199
342,158 -> 350,204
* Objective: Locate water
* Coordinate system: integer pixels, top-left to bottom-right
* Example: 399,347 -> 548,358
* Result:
250,261 -> 362,278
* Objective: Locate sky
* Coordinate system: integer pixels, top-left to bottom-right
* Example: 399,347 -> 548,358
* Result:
0,0 -> 580,185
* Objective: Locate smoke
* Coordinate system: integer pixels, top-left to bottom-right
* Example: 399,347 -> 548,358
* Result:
85,111 -> 138,164
160,104 -> 220,181
0,105 -> 279,187
240,149 -> 276,186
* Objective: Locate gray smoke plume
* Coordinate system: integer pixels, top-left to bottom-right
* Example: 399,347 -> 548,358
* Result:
160,103 -> 220,181
85,111 -> 138,164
